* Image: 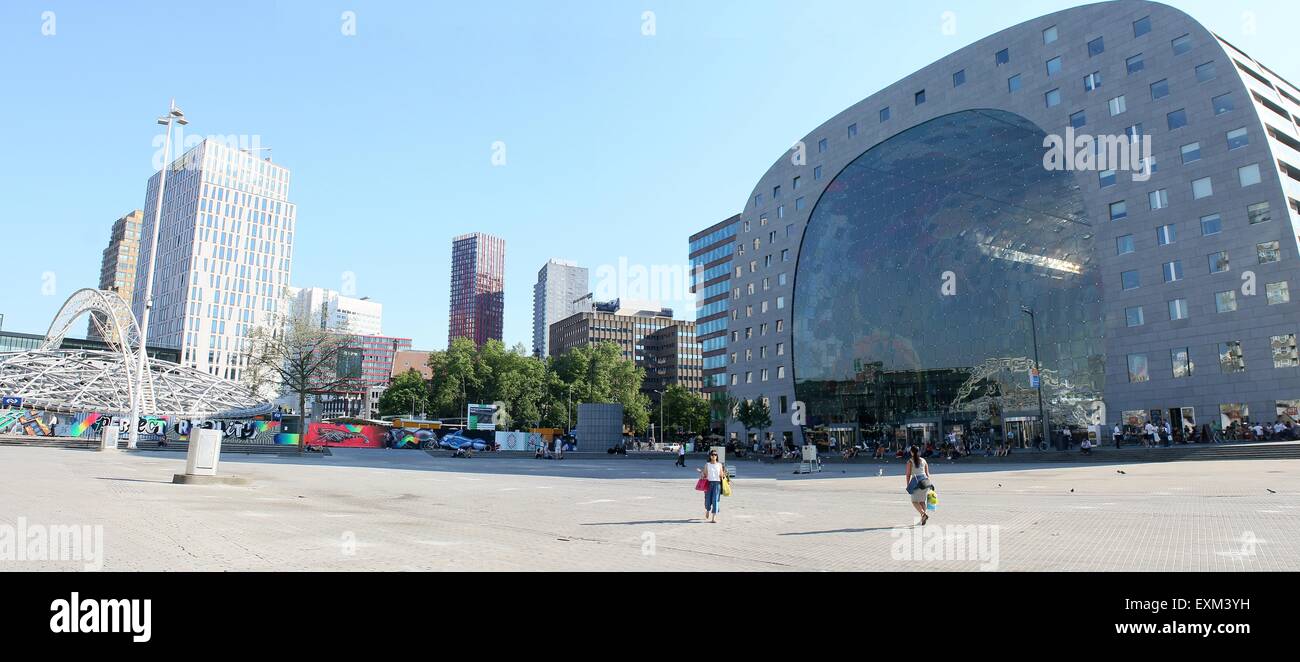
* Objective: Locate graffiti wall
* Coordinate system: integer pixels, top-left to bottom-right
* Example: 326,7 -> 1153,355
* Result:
386,427 -> 438,449
304,423 -> 385,448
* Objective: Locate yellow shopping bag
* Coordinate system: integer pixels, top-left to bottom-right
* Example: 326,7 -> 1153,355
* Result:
720,475 -> 733,497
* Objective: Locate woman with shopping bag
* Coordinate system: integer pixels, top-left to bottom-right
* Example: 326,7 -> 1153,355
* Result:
696,450 -> 728,523
904,445 -> 934,526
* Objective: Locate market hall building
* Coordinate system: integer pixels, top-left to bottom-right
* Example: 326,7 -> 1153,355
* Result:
724,0 -> 1300,449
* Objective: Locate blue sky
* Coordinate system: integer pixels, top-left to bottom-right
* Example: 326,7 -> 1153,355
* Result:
0,0 -> 1294,351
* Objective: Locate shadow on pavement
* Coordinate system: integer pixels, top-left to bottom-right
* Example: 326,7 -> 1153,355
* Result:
778,527 -> 898,536
581,519 -> 700,526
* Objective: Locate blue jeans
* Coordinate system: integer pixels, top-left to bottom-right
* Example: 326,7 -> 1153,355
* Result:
704,481 -> 722,514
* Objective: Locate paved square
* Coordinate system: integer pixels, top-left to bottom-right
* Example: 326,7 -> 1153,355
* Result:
1,446 -> 1296,571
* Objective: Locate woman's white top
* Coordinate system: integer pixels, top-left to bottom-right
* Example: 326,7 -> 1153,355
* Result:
706,462 -> 723,481
908,458 -> 928,478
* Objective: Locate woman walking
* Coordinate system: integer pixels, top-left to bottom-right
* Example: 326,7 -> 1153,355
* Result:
904,445 -> 933,526
697,450 -> 727,523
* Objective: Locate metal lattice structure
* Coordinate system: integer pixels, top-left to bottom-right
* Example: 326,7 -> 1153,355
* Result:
0,289 -> 272,418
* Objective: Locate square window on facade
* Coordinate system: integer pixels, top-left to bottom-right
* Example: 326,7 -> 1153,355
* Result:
996,48 -> 1010,65
1084,71 -> 1102,91
1070,110 -> 1087,128
880,107 -> 891,123
1215,290 -> 1238,313
1213,93 -> 1234,115
1046,89 -> 1062,107
1208,251 -> 1230,273
1169,298 -> 1189,320
1128,354 -> 1150,383
1125,306 -> 1145,327
1180,142 -> 1201,163
1227,127 -> 1249,149
773,185 -> 781,198
1172,34 -> 1192,55
1088,37 -> 1105,57
1110,200 -> 1128,221
1167,109 -> 1188,130
1127,54 -> 1144,74
1247,201 -> 1271,225
1267,281 -> 1290,305
1008,74 -> 1022,92
792,176 -> 801,190
1116,234 -> 1135,255
1134,16 -> 1152,37
1149,189 -> 1169,210
813,165 -> 823,180
1273,335 -> 1300,368
1046,56 -> 1062,77
1192,177 -> 1212,199
1100,169 -> 1117,188
1258,241 -> 1281,264
794,197 -> 806,211
1163,260 -> 1183,282
1121,270 -> 1140,290
1044,25 -> 1058,44
818,138 -> 828,153
915,89 -> 926,105
1109,95 -> 1127,115
848,123 -> 858,138
1196,61 -> 1217,82
1154,78 -> 1175,99
1219,341 -> 1246,373
1239,164 -> 1261,187
953,69 -> 966,87
1157,224 -> 1176,245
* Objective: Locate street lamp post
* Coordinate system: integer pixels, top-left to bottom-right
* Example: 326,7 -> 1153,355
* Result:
127,100 -> 187,450
1021,306 -> 1050,451
654,389 -> 666,448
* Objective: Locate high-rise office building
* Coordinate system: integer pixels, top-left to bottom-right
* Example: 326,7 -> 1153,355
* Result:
448,233 -> 505,347
689,215 -> 740,431
290,287 -> 383,336
131,139 -> 296,382
532,259 -> 589,357
88,210 -> 144,342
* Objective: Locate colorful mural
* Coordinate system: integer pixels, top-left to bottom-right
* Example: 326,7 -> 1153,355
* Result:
304,423 -> 385,448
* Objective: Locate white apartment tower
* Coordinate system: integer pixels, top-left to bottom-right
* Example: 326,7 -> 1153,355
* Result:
290,287 -> 383,336
131,139 -> 297,382
532,259 -> 589,357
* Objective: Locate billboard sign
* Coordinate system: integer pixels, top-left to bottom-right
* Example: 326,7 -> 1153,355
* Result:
467,403 -> 498,431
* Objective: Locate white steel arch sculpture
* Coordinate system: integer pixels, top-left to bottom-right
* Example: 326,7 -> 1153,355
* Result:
0,289 -> 272,418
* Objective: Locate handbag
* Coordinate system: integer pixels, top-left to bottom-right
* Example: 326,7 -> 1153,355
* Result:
695,477 -> 709,492
720,475 -> 732,497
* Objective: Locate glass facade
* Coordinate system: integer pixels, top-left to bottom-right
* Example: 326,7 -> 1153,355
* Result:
793,110 -> 1103,439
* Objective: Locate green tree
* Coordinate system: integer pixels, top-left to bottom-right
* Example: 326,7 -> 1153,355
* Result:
734,398 -> 773,446
378,368 -> 430,418
652,383 -> 710,436
551,342 -> 650,433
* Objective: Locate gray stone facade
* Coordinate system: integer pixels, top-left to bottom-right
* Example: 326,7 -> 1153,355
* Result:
725,0 -> 1300,443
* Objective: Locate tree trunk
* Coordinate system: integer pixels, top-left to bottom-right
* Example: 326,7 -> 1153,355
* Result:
298,391 -> 307,454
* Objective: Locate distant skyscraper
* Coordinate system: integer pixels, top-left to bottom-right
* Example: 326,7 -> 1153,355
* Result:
448,233 -> 505,347
131,139 -> 297,382
88,210 -> 144,341
532,259 -> 588,357
290,287 -> 383,336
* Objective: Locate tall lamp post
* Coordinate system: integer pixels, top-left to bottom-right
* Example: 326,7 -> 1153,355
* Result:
654,389 -> 666,448
1021,306 -> 1050,450
127,100 -> 187,450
